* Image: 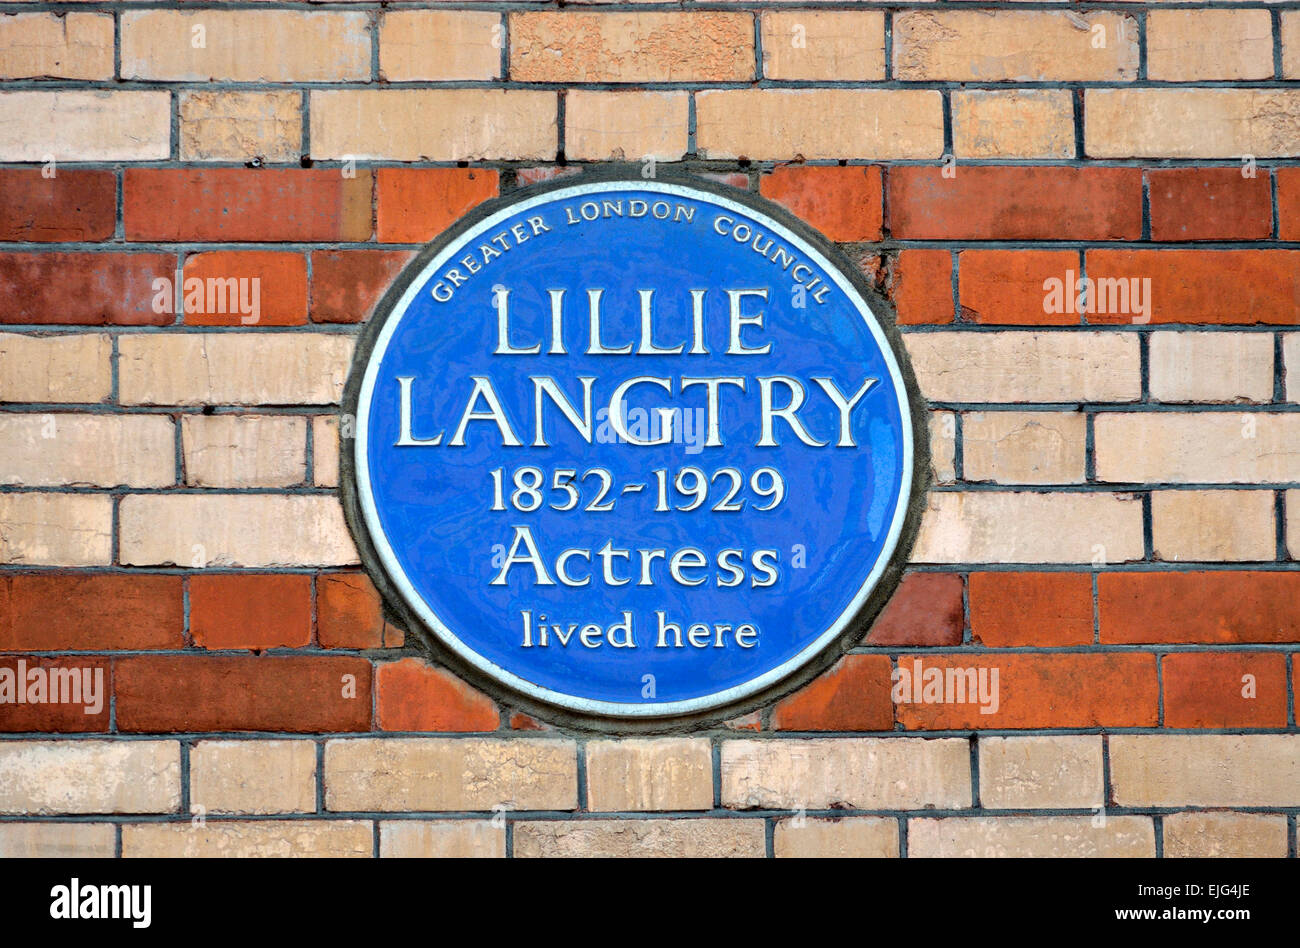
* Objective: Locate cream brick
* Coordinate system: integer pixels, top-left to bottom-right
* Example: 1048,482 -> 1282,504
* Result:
894,11 -> 1137,81
0,414 -> 174,488
0,13 -> 113,79
510,12 -> 753,82
904,332 -> 1140,404
1163,812 -> 1289,858
309,90 -> 556,162
514,819 -> 764,858
190,740 -> 317,815
909,816 -> 1154,858
0,741 -> 179,815
1152,489 -> 1275,562
912,490 -> 1144,564
1147,11 -> 1273,81
181,415 -> 306,488
721,738 -> 970,810
761,12 -> 885,80
0,493 -> 112,566
774,816 -> 899,858
1287,334 -> 1300,401
564,91 -> 688,162
119,494 -> 357,568
379,820 -> 505,858
1149,331 -> 1274,404
1095,412 -> 1300,483
1290,490 -> 1300,558
1087,89 -> 1300,159
929,411 -> 957,485
0,333 -> 111,404
978,736 -> 1104,809
962,411 -> 1087,485
325,738 -> 578,812
1111,735 -> 1300,807
118,334 -> 353,407
122,820 -> 371,858
697,90 -> 944,160
0,822 -> 115,857
1285,13 -> 1300,78
0,91 -> 170,161
380,11 -> 501,81
952,90 -> 1074,159
585,738 -> 713,812
121,11 -> 369,82
313,415 -> 341,488
179,91 -> 301,163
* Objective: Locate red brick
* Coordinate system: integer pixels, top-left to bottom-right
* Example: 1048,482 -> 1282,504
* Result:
1085,249 -> 1300,325
310,249 -> 414,324
114,655 -> 372,732
317,573 -> 385,649
888,249 -> 953,325
376,168 -> 498,243
0,657 -> 111,733
124,168 -> 373,242
865,572 -> 964,646
969,572 -> 1094,647
1271,168 -> 1300,241
4,573 -> 183,651
889,166 -> 1142,240
959,250 -> 1081,325
1162,652 -> 1288,729
376,657 -> 500,732
1148,168 -> 1271,242
180,251 -> 307,326
0,252 -> 174,325
1100,571 -> 1300,643
514,166 -> 581,188
759,165 -> 883,242
772,654 -> 894,731
895,653 -> 1158,730
189,574 -> 312,650
510,711 -> 547,731
0,169 -> 115,242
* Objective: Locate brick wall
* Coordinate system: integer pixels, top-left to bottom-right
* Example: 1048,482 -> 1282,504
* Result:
1,2 -> 1298,859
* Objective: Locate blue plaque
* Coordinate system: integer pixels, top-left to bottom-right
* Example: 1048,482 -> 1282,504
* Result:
342,175 -> 928,728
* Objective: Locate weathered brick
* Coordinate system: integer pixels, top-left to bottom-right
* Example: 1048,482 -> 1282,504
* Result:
376,658 -> 500,732
121,10 -> 369,82
179,91 -> 301,163
1148,168 -> 1272,242
771,655 -> 894,731
962,411 -> 1087,484
1162,652 -> 1288,728
190,740 -> 317,815
0,169 -> 115,242
1110,735 -> 1300,806
1151,489 -> 1276,562
0,822 -> 115,858
759,165 -> 882,242
180,252 -> 306,327
310,90 -> 557,162
969,572 -> 1094,648
909,816 -> 1154,858
0,740 -> 179,814
894,11 -> 1137,82
696,90 -> 943,161
0,332 -> 111,404
312,415 -> 340,488
979,736 -> 1104,809
0,252 -> 174,326
514,819 -> 764,858
119,333 -> 353,406
1147,10 -> 1273,81
721,738 -> 971,810
189,573 -> 313,650
865,572 -> 964,646
325,738 -> 578,811
1149,331 -> 1274,402
119,494 -> 357,568
889,249 -> 953,325
317,572 -> 385,649
951,90 -> 1074,159
1099,571 -> 1300,644
1287,333 -> 1300,398
0,493 -> 112,566
760,11 -> 885,81
1291,489 -> 1300,558
125,169 -> 372,243
912,491 -> 1144,565
928,412 -> 957,485
115,655 -> 372,733
774,817 -> 898,858
122,820 -> 371,858
380,10 -> 501,81
1285,12 -> 1300,78
310,250 -> 413,324
0,413 -> 174,487
959,250 -> 1080,325
379,820 -> 504,858
1163,812 -> 1289,858
510,12 -> 753,82
890,166 -> 1142,240
585,738 -> 713,811
1087,89 -> 1300,158
1095,412 -> 1300,483
564,91 -> 688,162
0,91 -> 169,161
376,168 -> 499,244
0,13 -> 114,79
5,573 -> 183,650
181,415 -> 306,489
0,657 -> 110,732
